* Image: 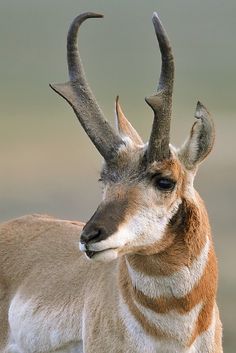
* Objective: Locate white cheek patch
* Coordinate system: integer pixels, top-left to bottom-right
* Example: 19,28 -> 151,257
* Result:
126,237 -> 210,299
87,198 -> 181,253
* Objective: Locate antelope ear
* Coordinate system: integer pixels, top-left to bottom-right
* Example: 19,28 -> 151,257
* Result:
178,101 -> 215,170
115,96 -> 143,145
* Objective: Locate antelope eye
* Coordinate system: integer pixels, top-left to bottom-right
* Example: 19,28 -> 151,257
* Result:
154,177 -> 176,191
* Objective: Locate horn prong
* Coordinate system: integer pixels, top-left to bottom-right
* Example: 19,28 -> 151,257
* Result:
50,12 -> 124,161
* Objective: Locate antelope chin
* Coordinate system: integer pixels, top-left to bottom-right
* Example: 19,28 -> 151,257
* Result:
84,248 -> 118,262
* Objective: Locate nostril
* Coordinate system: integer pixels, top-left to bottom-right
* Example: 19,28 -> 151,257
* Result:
80,228 -> 103,244
88,229 -> 101,242
80,235 -> 86,244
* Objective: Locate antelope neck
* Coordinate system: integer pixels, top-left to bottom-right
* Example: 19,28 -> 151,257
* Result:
118,198 -> 217,348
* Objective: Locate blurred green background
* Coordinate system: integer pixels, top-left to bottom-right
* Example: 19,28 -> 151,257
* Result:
0,0 -> 235,351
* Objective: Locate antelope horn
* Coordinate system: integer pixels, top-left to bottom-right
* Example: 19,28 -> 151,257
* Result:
145,12 -> 174,162
50,12 -> 124,161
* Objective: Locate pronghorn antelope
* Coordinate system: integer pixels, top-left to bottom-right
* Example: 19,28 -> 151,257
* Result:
0,11 -> 223,353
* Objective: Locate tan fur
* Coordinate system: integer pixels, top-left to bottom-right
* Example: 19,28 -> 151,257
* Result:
214,305 -> 223,353
0,215 -> 123,352
0,156 -> 223,352
0,198 -> 222,352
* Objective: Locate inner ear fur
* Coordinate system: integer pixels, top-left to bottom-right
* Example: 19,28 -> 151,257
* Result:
178,101 -> 215,170
115,96 -> 143,145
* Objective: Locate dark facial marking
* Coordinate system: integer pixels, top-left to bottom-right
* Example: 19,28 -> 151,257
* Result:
80,198 -> 129,246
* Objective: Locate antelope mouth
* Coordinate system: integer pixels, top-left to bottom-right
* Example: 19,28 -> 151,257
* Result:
84,247 -> 118,261
85,250 -> 97,258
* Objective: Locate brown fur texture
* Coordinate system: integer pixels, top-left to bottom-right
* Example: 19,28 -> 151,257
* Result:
118,195 -> 219,345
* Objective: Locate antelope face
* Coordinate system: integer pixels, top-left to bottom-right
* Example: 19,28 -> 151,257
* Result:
80,145 -> 185,261
50,13 -> 215,262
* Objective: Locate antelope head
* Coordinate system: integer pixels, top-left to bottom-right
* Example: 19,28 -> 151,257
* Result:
50,12 -> 215,262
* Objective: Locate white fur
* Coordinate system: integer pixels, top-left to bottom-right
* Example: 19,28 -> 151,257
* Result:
79,243 -> 87,252
119,296 -> 196,353
86,248 -> 118,262
190,305 -> 216,353
119,298 -> 216,353
177,120 -> 204,169
8,293 -> 82,353
133,299 -> 202,345
80,198 -> 181,258
183,170 -> 197,200
126,236 -> 210,299
5,341 -> 22,353
118,136 -> 135,149
120,295 -> 215,353
187,125 -> 200,163
117,137 -> 146,156
119,296 -> 184,353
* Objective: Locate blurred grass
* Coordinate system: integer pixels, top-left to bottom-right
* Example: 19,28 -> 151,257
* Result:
0,1 -> 235,351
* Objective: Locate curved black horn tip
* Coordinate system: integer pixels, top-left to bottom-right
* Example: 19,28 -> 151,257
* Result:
77,12 -> 104,20
70,12 -> 104,29
88,12 -> 104,18
116,95 -> 120,104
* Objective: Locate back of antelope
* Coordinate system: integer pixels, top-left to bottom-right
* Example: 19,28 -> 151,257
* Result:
0,11 -> 223,353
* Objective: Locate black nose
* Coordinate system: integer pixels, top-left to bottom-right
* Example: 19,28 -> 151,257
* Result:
80,226 -> 108,245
